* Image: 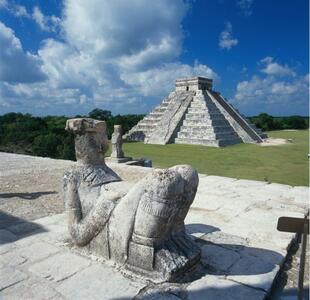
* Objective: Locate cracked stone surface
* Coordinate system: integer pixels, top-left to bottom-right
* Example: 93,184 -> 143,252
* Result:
0,152 -> 308,299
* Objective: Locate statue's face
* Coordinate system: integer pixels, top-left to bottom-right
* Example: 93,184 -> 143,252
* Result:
92,131 -> 109,154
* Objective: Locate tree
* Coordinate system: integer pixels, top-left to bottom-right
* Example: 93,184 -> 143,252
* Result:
88,108 -> 112,120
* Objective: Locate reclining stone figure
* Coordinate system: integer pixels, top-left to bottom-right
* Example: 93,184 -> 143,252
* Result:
63,118 -> 201,281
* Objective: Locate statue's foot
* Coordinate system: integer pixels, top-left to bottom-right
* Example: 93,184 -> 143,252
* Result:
126,232 -> 200,282
155,232 -> 201,281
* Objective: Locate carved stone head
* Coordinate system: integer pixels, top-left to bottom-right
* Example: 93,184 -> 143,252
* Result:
66,118 -> 108,165
113,125 -> 122,134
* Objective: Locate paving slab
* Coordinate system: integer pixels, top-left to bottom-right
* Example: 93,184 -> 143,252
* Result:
187,274 -> 266,300
0,152 -> 308,299
14,241 -> 60,263
56,264 -> 145,300
0,278 -> 63,300
29,252 -> 91,282
0,267 -> 28,291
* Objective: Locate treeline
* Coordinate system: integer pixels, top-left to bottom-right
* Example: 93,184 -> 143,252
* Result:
248,113 -> 309,131
0,109 -> 144,161
0,110 -> 308,160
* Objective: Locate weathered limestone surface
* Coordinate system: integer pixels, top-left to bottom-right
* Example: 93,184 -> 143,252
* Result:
107,124 -> 132,163
125,77 -> 266,146
63,118 -> 201,282
0,152 -> 308,299
146,91 -> 195,144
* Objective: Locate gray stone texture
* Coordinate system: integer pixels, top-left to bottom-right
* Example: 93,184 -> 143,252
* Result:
56,264 -> 145,300
125,77 -> 266,146
63,118 -> 201,281
0,267 -> 28,291
0,152 -> 308,300
29,252 -> 91,282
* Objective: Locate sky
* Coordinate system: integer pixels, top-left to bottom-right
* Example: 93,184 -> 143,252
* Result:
0,0 -> 308,116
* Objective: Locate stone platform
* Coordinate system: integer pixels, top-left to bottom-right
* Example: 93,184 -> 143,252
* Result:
0,152 -> 308,299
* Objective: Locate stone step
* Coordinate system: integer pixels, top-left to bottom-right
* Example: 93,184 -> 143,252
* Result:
185,112 -> 227,120
187,107 -> 220,114
179,125 -> 237,134
153,107 -> 167,113
177,131 -> 238,140
175,136 -> 241,147
139,119 -> 159,125
175,137 -> 219,147
135,124 -> 155,131
149,112 -> 163,117
183,119 -> 229,127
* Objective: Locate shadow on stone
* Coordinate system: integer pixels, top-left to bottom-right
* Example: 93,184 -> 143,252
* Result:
267,287 -> 310,300
0,191 -> 57,200
0,210 -> 47,243
185,223 -> 220,236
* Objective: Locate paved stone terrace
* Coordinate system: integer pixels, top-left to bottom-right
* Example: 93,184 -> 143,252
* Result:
0,152 -> 308,299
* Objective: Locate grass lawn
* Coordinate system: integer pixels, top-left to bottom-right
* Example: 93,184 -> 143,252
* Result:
114,130 -> 309,186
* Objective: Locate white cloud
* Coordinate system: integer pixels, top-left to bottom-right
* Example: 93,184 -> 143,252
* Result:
236,0 -> 254,17
260,57 -> 295,77
0,0 -> 219,115
0,0 -> 7,9
219,22 -> 238,50
121,61 -> 218,97
32,6 -> 60,32
0,21 -> 46,83
233,58 -> 308,115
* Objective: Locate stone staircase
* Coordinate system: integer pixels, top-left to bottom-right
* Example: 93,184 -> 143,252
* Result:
208,91 -> 267,143
175,91 -> 242,147
124,77 -> 268,146
124,93 -> 175,141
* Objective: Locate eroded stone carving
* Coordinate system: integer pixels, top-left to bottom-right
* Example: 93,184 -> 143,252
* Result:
64,118 -> 200,281
108,125 -> 131,163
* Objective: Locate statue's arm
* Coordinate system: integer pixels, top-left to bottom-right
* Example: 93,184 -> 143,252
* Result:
64,173 -> 117,246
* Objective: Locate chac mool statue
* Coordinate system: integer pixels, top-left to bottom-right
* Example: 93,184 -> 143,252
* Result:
63,118 -> 201,281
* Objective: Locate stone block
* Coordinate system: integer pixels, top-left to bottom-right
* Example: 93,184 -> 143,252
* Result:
0,267 -> 27,290
0,278 -> 62,300
0,251 -> 27,267
29,252 -> 91,282
187,274 -> 266,300
56,264 -> 145,300
200,243 -> 241,273
227,253 -> 280,292
16,241 -> 60,263
0,229 -> 17,255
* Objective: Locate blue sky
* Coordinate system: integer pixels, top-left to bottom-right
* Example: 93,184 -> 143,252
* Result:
0,0 -> 308,116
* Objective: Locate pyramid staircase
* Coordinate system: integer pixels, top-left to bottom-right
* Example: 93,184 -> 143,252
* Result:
124,92 -> 175,142
124,77 -> 267,147
175,90 -> 242,146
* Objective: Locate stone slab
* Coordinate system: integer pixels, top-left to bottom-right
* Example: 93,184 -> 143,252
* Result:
0,152 -> 308,299
0,278 -> 62,300
15,241 -> 60,263
29,252 -> 91,282
56,264 -> 145,300
0,267 -> 28,291
187,274 -> 266,300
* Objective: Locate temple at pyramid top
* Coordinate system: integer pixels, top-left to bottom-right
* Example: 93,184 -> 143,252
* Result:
124,77 -> 267,147
175,77 -> 213,91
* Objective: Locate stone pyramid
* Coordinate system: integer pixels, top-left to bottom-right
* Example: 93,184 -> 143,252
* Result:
124,77 -> 267,147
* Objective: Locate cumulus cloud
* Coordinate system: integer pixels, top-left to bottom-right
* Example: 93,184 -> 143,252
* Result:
32,6 -> 60,32
0,22 -> 47,83
0,1 -> 30,18
219,22 -> 238,50
0,0 -> 219,115
260,57 -> 295,77
233,58 -> 308,115
236,0 -> 254,17
121,61 -> 219,97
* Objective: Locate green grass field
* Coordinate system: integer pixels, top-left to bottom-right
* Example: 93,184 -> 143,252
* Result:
115,130 -> 309,186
